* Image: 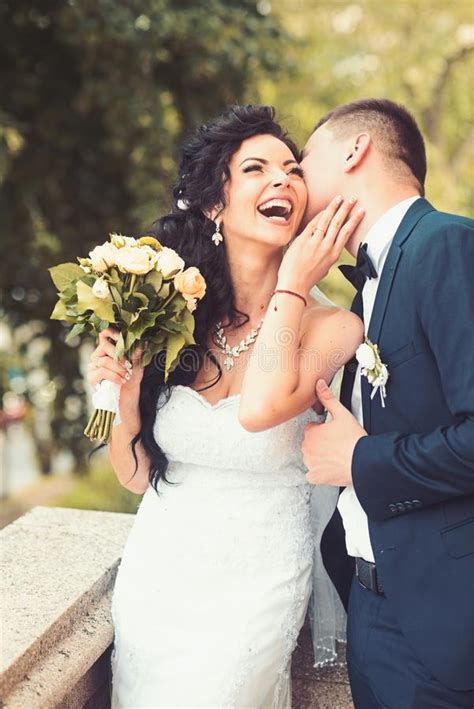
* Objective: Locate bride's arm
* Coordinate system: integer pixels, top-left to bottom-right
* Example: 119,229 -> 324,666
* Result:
239,196 -> 364,432
239,299 -> 363,432
87,328 -> 150,494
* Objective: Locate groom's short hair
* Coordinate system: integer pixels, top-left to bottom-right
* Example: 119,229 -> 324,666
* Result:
315,99 -> 427,195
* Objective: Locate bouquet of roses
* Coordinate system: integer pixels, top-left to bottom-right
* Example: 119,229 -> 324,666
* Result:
49,233 -> 206,442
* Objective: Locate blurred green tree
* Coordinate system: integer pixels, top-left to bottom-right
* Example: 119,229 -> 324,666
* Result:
0,0 -> 287,472
257,0 -> 474,303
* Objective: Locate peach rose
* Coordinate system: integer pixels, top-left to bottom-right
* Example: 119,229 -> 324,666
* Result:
174,267 -> 206,304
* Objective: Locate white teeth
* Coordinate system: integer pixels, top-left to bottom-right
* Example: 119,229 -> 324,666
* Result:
258,198 -> 292,215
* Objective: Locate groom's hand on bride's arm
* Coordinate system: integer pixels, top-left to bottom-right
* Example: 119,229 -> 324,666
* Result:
302,380 -> 367,487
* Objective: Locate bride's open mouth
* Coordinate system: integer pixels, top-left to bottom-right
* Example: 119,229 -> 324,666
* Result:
257,198 -> 294,226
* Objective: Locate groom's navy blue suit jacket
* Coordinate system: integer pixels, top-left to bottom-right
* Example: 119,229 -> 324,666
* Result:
321,198 -> 474,691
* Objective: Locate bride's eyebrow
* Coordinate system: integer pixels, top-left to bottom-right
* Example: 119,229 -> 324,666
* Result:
239,157 -> 299,166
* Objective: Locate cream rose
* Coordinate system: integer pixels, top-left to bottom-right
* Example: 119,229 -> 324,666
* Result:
156,247 -> 185,278
91,278 -> 110,299
89,242 -> 120,272
174,267 -> 206,304
115,245 -> 158,275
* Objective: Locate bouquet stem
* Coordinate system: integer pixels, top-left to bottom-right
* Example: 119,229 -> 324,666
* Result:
84,408 -> 116,442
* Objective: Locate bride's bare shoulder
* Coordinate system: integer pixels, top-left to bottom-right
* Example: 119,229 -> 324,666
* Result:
301,296 -> 364,344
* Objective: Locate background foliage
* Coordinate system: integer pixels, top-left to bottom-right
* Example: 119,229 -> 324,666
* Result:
1,0 -> 472,478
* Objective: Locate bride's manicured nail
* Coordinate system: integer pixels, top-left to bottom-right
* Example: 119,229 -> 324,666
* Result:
357,207 -> 365,215
124,372 -> 131,381
335,195 -> 343,203
125,360 -> 132,370
349,196 -> 357,204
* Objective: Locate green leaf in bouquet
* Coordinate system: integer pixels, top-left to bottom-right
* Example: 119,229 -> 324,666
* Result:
65,322 -> 90,343
139,349 -> 156,368
115,332 -> 126,360
165,333 -> 186,381
119,309 -> 133,326
89,314 -> 111,332
76,280 -> 116,322
147,331 -> 166,347
162,268 -> 183,280
136,283 -> 158,301
145,270 -> 163,291
181,307 -> 196,335
81,275 -> 96,288
50,298 -> 75,322
124,330 -> 137,352
132,291 -> 150,307
157,282 -> 171,299
61,281 -> 79,304
129,311 -> 160,339
160,319 -> 188,334
49,263 -> 84,291
183,330 -> 196,346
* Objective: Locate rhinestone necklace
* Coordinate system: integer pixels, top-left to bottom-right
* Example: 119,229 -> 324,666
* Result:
214,317 -> 265,371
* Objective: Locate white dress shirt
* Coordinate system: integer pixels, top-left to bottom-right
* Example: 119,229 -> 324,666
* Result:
337,195 -> 421,562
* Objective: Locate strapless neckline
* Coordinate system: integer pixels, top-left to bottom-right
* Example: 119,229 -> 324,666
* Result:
173,384 -> 241,410
172,384 -> 325,420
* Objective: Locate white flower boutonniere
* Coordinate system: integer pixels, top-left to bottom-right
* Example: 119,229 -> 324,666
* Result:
356,337 -> 389,408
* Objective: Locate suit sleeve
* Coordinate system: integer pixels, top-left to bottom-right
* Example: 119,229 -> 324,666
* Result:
352,219 -> 474,522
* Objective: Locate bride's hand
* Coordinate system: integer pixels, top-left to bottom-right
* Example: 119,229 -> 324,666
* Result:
87,327 -> 144,394
277,195 -> 365,296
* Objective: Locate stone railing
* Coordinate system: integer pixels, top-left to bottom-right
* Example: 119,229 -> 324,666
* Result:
0,506 -> 134,708
0,505 -> 352,708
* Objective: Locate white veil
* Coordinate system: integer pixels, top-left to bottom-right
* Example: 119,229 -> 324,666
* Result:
307,285 -> 347,666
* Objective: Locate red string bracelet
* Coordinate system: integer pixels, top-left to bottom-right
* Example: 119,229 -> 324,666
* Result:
271,289 -> 307,311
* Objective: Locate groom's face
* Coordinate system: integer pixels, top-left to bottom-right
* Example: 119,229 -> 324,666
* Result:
300,124 -> 346,227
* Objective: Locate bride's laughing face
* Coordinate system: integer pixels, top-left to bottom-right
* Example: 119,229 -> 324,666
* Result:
217,134 -> 307,248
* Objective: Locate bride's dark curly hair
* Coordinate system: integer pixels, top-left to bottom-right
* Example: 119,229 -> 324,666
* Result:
131,104 -> 300,491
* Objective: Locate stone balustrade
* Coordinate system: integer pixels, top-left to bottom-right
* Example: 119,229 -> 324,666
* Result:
0,506 -> 134,708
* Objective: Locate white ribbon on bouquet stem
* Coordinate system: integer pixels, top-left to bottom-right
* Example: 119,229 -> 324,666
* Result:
92,379 -> 122,425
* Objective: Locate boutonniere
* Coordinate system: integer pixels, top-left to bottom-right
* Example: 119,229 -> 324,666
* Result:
356,337 -> 389,408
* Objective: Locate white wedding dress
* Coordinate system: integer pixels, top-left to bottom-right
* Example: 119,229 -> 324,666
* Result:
110,382 -> 326,708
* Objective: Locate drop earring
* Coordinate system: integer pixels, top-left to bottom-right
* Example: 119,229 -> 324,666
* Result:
212,221 -> 223,246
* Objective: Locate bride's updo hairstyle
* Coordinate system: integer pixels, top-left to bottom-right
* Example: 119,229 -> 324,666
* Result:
132,104 -> 300,490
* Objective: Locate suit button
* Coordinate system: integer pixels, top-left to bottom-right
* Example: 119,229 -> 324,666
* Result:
404,500 -> 413,511
396,502 -> 406,513
412,500 -> 423,508
389,504 -> 398,514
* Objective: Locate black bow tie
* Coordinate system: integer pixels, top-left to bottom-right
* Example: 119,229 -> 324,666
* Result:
339,242 -> 378,292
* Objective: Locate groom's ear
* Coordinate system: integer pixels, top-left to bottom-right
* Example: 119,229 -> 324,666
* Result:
343,132 -> 371,173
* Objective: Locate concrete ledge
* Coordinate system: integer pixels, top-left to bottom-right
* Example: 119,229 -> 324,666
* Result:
0,506 -> 134,707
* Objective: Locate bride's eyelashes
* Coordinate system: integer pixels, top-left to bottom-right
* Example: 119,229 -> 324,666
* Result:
289,166 -> 305,178
242,164 -> 305,178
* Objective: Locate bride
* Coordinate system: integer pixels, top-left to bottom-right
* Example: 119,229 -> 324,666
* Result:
87,105 -> 364,708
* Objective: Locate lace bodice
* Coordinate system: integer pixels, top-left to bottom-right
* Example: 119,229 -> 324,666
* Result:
153,384 -> 324,487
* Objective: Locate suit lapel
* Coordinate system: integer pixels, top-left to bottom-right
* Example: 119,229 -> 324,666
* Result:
363,198 -> 435,431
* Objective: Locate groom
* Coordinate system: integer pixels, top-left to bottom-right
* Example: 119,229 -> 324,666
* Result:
300,99 -> 474,708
